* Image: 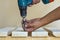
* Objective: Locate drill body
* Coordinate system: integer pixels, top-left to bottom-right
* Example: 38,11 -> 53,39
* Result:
18,0 -> 54,31
18,0 -> 32,18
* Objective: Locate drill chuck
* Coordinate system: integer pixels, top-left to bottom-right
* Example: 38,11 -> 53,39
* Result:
19,6 -> 27,18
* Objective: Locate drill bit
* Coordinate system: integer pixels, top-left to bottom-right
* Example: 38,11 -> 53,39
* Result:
22,17 -> 26,31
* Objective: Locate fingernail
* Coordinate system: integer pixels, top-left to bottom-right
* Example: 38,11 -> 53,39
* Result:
25,25 -> 27,27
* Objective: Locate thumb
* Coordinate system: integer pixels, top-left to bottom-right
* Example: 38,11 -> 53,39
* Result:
25,23 -> 34,28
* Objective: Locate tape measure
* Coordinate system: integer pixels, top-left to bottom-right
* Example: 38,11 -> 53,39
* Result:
42,0 -> 54,4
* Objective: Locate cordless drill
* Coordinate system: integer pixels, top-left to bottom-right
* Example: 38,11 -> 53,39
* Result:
18,0 -> 54,31
18,0 -> 32,31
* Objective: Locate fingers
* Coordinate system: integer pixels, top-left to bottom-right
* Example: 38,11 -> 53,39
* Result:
25,22 -> 37,32
28,0 -> 40,7
25,26 -> 35,32
25,22 -> 33,28
25,20 -> 31,23
25,26 -> 36,32
25,20 -> 34,32
33,0 -> 40,4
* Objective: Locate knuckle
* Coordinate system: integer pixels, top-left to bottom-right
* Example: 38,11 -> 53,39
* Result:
33,0 -> 40,4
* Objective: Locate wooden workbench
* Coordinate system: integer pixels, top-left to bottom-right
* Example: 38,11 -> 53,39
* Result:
0,36 -> 60,40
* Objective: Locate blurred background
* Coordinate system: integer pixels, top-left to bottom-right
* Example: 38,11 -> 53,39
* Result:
0,0 -> 60,29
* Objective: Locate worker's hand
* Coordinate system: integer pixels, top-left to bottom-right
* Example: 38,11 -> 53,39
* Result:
24,7 -> 60,32
25,18 -> 41,32
29,0 -> 40,6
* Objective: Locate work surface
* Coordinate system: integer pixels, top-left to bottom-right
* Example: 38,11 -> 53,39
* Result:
0,36 -> 60,40
0,26 -> 60,40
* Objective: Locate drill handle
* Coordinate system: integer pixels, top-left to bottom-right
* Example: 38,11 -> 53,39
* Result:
18,0 -> 33,7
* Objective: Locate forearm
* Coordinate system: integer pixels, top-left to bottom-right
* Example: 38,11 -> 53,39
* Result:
39,7 -> 60,27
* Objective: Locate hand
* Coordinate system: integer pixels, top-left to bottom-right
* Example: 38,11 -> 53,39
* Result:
25,18 -> 41,32
29,0 -> 40,6
24,7 -> 60,32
